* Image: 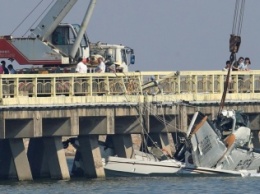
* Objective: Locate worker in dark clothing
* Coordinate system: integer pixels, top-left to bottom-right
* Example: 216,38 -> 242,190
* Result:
1,61 -> 9,74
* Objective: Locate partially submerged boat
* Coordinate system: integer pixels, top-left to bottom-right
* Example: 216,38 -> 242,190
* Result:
104,156 -> 242,177
102,109 -> 260,177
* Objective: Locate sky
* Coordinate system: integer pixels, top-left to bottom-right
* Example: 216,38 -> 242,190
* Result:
0,0 -> 259,72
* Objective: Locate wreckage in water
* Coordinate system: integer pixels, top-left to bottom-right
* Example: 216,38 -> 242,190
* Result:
179,110 -> 260,171
102,110 -> 260,177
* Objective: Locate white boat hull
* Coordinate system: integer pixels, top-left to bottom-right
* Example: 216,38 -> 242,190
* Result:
104,156 -> 242,177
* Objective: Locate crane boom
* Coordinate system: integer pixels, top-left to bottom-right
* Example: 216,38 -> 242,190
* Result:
31,0 -> 78,41
70,0 -> 97,59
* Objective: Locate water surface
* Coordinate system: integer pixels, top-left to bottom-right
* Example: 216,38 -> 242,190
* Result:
0,176 -> 259,194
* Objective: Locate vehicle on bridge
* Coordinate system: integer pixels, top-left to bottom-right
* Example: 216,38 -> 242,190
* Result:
0,0 -> 135,73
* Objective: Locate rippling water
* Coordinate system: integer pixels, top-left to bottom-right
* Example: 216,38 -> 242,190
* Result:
0,176 -> 259,194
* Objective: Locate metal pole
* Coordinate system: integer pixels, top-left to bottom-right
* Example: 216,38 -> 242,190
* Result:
70,0 -> 97,59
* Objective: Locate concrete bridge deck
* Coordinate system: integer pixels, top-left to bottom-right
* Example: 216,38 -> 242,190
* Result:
0,70 -> 260,180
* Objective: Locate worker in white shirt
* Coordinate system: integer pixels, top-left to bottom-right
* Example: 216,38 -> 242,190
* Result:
75,57 -> 87,73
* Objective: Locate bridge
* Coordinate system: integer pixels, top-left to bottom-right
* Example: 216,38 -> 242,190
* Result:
0,70 -> 260,180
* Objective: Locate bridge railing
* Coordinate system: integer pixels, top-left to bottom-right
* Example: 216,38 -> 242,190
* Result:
1,70 -> 260,99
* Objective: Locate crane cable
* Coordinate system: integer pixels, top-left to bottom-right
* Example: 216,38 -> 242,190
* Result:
10,0 -> 44,35
218,0 -> 245,115
23,0 -> 55,37
232,0 -> 245,36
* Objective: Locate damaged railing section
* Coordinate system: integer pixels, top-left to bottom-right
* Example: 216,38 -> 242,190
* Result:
0,71 -> 260,98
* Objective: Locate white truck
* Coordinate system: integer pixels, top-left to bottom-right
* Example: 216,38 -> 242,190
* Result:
0,0 -> 135,73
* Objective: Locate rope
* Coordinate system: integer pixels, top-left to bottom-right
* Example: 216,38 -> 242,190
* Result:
11,0 -> 44,35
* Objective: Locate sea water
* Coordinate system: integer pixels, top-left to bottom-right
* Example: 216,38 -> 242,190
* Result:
0,158 -> 259,194
0,176 -> 259,194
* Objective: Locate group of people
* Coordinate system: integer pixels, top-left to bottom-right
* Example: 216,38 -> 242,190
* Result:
75,55 -> 117,73
0,61 -> 16,74
223,57 -> 251,71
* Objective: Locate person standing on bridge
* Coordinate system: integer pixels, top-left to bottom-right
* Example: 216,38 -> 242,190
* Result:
0,62 -> 4,74
105,54 -> 116,73
0,61 -> 9,74
96,57 -> 106,73
7,64 -> 16,74
232,57 -> 244,71
244,57 -> 251,71
223,60 -> 231,71
75,57 -> 88,73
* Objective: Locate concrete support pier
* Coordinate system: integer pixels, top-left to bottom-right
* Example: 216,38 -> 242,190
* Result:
9,138 -> 33,181
28,137 -> 70,180
112,134 -> 135,158
77,135 -> 105,178
0,139 -> 32,180
44,137 -> 70,180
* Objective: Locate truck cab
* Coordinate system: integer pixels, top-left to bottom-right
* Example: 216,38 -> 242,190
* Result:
50,24 -> 135,72
89,42 -> 135,72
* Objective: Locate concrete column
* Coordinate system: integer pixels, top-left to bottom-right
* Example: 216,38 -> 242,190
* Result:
27,138 -> 50,178
112,134 -> 135,159
9,138 -> 33,181
78,135 -> 105,178
177,105 -> 188,132
33,111 -> 42,137
28,137 -> 70,180
71,150 -> 84,177
106,109 -> 115,134
0,139 -> 17,179
43,137 -> 70,180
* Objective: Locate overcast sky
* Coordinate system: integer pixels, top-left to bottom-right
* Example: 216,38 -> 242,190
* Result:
0,0 -> 259,72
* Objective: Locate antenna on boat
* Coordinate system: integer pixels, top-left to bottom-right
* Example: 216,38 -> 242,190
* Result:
218,0 -> 245,115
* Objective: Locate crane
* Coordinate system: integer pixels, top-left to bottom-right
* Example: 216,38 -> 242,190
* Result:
0,0 -> 135,72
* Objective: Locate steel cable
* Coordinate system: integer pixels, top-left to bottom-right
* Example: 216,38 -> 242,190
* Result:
11,0 -> 44,35
23,0 -> 55,37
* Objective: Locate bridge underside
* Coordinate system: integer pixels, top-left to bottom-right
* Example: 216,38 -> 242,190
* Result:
0,102 -> 259,180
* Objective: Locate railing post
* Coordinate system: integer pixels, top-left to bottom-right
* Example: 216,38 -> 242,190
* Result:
177,75 -> 181,94
14,77 -> 18,97
250,74 -> 254,93
219,74 -> 224,94
70,76 -> 74,97
105,75 -> 110,95
234,74 -> 238,93
51,77 -> 56,97
203,75 -> 206,93
211,75 -> 214,93
89,76 -> 93,96
33,77 -> 37,97
193,75 -> 197,93
138,74 -> 143,95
